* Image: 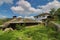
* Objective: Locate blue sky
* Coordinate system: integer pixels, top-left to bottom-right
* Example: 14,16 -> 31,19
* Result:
0,0 -> 60,18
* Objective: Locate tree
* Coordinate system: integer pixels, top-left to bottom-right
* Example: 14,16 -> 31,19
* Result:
50,8 -> 56,16
45,8 -> 56,26
54,8 -> 60,20
49,8 -> 58,21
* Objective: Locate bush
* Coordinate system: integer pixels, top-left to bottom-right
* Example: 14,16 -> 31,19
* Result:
16,24 -> 26,30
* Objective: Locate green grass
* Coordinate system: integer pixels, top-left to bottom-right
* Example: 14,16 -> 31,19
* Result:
54,21 -> 60,24
0,24 -> 59,40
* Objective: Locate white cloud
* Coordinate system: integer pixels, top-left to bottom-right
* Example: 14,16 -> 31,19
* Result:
11,0 -> 41,16
11,0 -> 60,17
17,16 -> 22,18
24,16 -> 35,19
2,16 -> 6,18
0,14 -> 6,18
38,0 -> 60,13
0,0 -> 13,5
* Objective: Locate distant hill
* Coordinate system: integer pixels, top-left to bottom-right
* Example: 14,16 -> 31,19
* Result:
0,18 -> 12,25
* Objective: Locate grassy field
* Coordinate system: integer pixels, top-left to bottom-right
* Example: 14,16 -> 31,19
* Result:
54,20 -> 60,24
0,24 -> 59,40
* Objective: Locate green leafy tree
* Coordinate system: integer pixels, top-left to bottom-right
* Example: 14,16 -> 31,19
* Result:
55,8 -> 60,20
50,8 -> 56,16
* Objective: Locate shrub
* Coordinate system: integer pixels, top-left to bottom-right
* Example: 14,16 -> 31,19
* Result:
16,24 -> 26,30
